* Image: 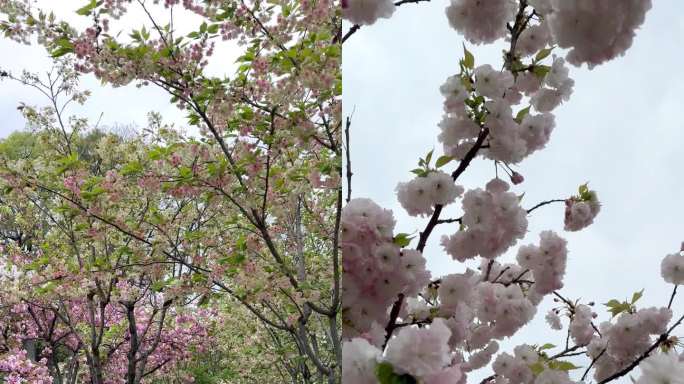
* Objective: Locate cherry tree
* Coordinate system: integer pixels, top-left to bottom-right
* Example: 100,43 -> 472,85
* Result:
0,64 -> 217,384
340,1 -> 684,383
0,0 -> 341,382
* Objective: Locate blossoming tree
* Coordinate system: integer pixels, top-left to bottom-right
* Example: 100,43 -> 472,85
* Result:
0,63 -> 224,384
0,0 -> 341,382
340,1 -> 684,383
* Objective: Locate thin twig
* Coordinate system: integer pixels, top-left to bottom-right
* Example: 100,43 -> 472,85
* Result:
345,116 -> 353,203
526,199 -> 565,214
668,285 -> 678,309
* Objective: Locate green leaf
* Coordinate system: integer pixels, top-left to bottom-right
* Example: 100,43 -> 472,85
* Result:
529,362 -> 545,375
604,299 -> 632,318
515,106 -> 531,123
435,155 -> 454,168
76,0 -> 100,16
51,46 -> 73,58
532,65 -> 551,79
578,183 -> 589,196
549,360 -> 581,371
463,44 -> 475,69
425,149 -> 434,167
207,24 -> 220,34
410,168 -> 428,177
535,47 -> 553,62
631,289 -> 644,304
393,233 -> 414,248
375,362 -> 417,384
539,343 -> 555,351
376,362 -> 395,384
121,160 -> 143,176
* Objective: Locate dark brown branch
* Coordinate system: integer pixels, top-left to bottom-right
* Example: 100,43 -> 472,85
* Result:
345,116 -> 353,203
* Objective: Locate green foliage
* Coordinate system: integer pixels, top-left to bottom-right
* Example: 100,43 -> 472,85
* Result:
75,0 -> 101,16
462,44 -> 475,70
375,362 -> 418,384
435,155 -> 454,168
393,233 -> 415,247
604,289 -> 644,317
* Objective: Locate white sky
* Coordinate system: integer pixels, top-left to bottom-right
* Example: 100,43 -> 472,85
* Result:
343,1 -> 684,382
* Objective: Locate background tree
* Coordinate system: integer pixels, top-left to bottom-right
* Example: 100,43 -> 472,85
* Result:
0,0 -> 342,382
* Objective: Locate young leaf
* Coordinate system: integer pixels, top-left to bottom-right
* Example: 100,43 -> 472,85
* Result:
435,155 -> 454,168
425,149 -> 434,167
515,106 -> 531,123
539,343 -> 555,351
393,233 -> 414,248
532,65 -> 551,78
463,44 -> 475,69
535,47 -> 553,62
631,289 -> 644,304
76,0 -> 99,16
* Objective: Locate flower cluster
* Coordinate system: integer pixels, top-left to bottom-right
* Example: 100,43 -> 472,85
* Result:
341,198 -> 431,338
437,55 -> 570,165
442,179 -> 528,261
661,251 -> 684,285
635,352 -> 684,384
342,0 -> 395,25
0,349 -> 52,384
396,171 -> 464,217
563,186 -> 601,232
445,0 -> 517,44
587,306 -> 673,381
543,0 -> 653,68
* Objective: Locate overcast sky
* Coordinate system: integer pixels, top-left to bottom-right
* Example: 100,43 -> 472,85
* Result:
343,1 -> 684,382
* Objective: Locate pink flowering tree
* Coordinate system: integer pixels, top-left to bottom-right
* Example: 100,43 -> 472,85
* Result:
0,65 -> 217,384
340,1 -> 684,384
1,0 -> 341,382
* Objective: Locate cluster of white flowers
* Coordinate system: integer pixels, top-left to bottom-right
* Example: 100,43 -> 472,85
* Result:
564,196 -> 601,232
440,74 -> 470,113
544,0 -> 652,68
516,231 -> 568,294
437,58 -> 562,165
661,251 -> 684,285
442,179 -> 527,261
341,198 -> 431,339
534,369 -> 574,384
341,338 -> 381,384
445,0 -> 517,44
342,0 -> 395,26
342,319 -> 464,384
586,306 -> 672,381
492,345 -> 538,384
569,304 -> 595,346
396,171 -> 464,217
530,57 -> 574,112
517,21 -> 551,57
635,352 -> 684,384
474,65 -> 515,99
384,319 -> 457,379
